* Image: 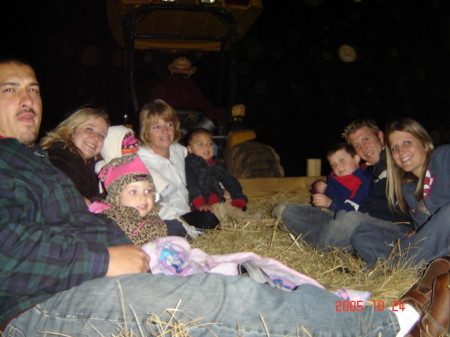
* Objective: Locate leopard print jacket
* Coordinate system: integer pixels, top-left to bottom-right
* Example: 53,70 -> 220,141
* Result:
102,204 -> 168,246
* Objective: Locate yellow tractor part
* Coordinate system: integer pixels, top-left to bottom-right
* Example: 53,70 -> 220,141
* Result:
224,129 -> 256,161
106,0 -> 263,53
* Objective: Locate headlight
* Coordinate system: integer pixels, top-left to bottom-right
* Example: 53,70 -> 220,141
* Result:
200,0 -> 216,3
160,0 -> 176,2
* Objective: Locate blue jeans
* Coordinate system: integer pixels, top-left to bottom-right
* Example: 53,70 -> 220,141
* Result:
318,211 -> 410,251
4,273 -> 399,337
282,205 -> 409,251
351,203 -> 450,268
281,204 -> 333,245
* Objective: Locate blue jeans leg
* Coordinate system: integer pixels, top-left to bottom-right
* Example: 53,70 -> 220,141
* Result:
4,273 -> 399,337
351,223 -> 406,268
318,211 -> 409,251
352,203 -> 450,268
281,204 -> 333,244
398,203 -> 450,265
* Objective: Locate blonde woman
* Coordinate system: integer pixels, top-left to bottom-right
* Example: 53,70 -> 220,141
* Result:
137,99 -> 219,236
351,118 -> 450,269
40,105 -> 109,204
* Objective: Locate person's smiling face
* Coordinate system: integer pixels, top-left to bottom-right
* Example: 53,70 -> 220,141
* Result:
348,126 -> 384,165
147,118 -> 175,154
119,181 -> 155,217
187,132 -> 214,161
388,130 -> 428,178
0,62 -> 42,146
71,117 -> 108,159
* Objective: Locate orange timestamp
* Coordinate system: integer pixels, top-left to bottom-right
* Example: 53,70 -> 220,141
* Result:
336,300 -> 405,311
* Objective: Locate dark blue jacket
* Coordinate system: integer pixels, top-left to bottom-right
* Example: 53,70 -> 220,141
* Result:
185,153 -> 247,208
313,167 -> 373,213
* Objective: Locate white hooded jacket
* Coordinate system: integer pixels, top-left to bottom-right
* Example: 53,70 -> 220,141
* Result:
138,143 -> 191,220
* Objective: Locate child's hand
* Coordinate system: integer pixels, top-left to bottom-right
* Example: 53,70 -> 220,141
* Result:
312,194 -> 332,208
315,181 -> 327,194
198,205 -> 214,213
223,190 -> 232,202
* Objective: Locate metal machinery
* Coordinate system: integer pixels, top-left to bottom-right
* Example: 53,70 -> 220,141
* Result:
106,0 -> 263,134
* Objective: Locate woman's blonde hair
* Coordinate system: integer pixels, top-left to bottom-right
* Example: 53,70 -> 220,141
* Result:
40,105 -> 110,162
385,118 -> 434,214
139,99 -> 181,147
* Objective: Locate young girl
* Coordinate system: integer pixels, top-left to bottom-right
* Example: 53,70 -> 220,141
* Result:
351,118 -> 450,268
89,154 -> 168,246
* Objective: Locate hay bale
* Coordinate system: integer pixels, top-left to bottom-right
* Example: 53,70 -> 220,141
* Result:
226,141 -> 284,178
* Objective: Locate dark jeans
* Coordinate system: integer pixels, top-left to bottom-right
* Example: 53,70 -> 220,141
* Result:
281,204 -> 332,245
351,203 -> 450,268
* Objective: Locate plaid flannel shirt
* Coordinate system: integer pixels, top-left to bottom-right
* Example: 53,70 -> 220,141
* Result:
0,138 -> 132,323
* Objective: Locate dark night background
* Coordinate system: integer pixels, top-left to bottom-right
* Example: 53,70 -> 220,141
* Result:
3,0 -> 450,176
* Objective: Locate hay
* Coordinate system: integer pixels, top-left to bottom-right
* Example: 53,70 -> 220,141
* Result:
42,194 -> 424,337
190,193 -> 423,305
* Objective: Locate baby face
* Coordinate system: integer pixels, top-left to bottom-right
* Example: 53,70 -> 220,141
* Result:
328,149 -> 360,177
119,181 -> 154,217
187,132 -> 214,161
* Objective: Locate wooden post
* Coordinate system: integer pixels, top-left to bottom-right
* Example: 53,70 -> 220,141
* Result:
307,159 -> 321,177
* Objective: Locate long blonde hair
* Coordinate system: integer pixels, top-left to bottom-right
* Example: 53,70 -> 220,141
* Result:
139,99 -> 181,147
385,118 -> 434,214
40,105 -> 110,162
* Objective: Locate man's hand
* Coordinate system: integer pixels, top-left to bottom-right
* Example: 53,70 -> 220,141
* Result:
314,181 -> 327,194
199,204 -> 214,213
312,194 -> 332,208
106,244 -> 150,276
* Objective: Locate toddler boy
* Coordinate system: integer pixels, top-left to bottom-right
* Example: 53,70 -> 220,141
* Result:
185,128 -> 260,221
312,142 -> 373,212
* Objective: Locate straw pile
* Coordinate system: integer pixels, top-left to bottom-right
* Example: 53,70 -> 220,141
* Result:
190,192 -> 423,304
56,194 -> 425,337
131,194 -> 424,336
